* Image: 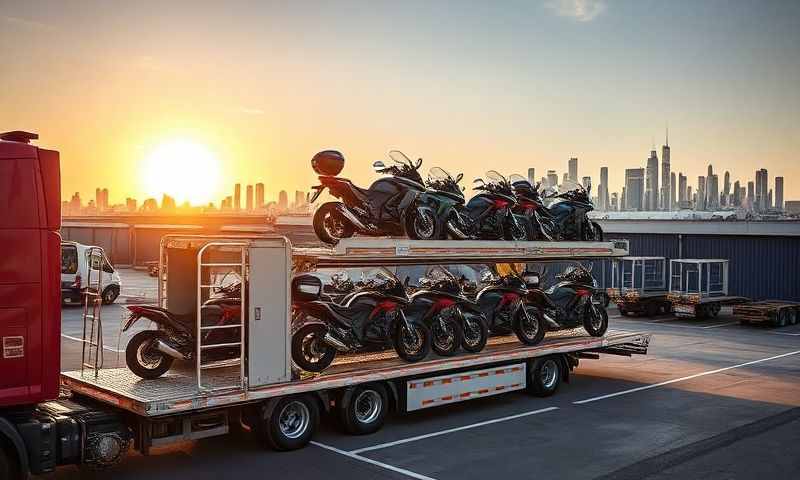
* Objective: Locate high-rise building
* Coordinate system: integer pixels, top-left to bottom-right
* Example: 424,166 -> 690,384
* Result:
546,170 -> 558,189
707,174 -> 719,210
278,190 -> 288,210
562,172 -> 568,185
723,171 -> 731,206
234,183 -> 242,210
610,192 -> 618,211
775,176 -> 784,211
687,186 -> 693,208
581,176 -> 591,191
697,176 -> 706,211
645,150 -> 659,211
747,181 -> 755,210
670,172 -> 676,210
255,183 -> 265,209
527,168 -> 536,185
661,132 -> 671,210
624,168 -> 645,211
294,190 -> 305,209
125,198 -> 137,212
678,172 -> 688,207
755,168 -> 768,212
246,185 -> 254,211
733,180 -> 741,206
599,167 -> 609,210
568,157 -> 578,183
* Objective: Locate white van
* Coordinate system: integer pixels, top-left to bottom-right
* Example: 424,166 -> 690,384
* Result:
60,241 -> 122,304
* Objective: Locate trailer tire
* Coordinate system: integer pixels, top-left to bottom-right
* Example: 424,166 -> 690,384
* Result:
260,395 -> 319,451
645,302 -> 659,317
527,356 -> 562,397
710,303 -> 721,317
775,311 -> 787,328
338,383 -> 389,435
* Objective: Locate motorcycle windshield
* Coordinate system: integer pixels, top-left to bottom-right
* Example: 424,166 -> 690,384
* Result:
427,167 -> 464,197
548,179 -> 591,206
421,265 -> 460,294
485,170 -> 513,196
509,173 -> 535,193
389,150 -> 414,169
359,267 -> 407,298
387,150 -> 424,185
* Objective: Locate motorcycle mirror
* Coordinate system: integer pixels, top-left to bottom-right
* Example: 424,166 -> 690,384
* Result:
415,158 -> 423,169
372,160 -> 386,171
404,276 -> 410,288
455,173 -> 463,183
462,186 -> 466,191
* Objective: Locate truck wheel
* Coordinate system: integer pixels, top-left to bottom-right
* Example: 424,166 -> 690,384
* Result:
0,445 -> 16,480
292,324 -> 336,372
527,356 -> 561,397
126,331 -> 174,379
338,383 -> 389,435
260,395 -> 319,451
514,305 -> 546,346
102,285 -> 120,305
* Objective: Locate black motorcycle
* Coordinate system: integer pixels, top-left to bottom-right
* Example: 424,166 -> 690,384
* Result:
542,181 -> 603,241
291,267 -> 431,372
509,174 -> 554,241
524,264 -> 609,337
474,267 -> 546,345
123,279 -> 243,379
442,170 -> 528,241
405,266 -> 489,356
309,150 -> 439,244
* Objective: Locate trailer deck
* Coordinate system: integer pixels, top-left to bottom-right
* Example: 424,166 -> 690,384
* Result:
62,329 -> 650,417
733,300 -> 800,326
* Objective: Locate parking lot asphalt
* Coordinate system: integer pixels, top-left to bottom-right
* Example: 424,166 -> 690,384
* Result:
49,270 -> 800,480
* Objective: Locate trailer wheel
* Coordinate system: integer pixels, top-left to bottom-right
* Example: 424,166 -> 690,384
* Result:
527,356 -> 561,397
710,303 -> 721,317
645,302 -> 659,317
775,311 -> 787,328
338,383 -> 389,435
789,309 -> 798,325
260,395 -> 319,451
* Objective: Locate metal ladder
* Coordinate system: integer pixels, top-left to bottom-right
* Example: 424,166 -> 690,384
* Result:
196,242 -> 248,392
81,247 -> 107,377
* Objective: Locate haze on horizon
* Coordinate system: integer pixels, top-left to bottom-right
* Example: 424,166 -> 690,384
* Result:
1,0 -> 799,205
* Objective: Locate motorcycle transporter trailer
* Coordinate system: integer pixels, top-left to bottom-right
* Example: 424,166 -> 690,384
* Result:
608,256 -> 673,318
59,236 -> 651,457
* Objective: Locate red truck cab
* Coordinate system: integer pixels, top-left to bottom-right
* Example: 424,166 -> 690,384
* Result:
0,131 -> 62,407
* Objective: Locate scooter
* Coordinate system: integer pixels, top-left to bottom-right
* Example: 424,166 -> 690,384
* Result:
473,268 -> 546,345
405,266 -> 489,356
123,281 -> 243,379
524,264 -> 609,337
291,268 -> 431,372
309,150 -> 438,244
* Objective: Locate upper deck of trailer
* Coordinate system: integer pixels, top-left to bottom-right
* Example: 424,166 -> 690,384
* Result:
62,329 -> 649,417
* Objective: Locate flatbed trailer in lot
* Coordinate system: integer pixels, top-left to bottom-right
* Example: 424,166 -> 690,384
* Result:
733,301 -> 800,327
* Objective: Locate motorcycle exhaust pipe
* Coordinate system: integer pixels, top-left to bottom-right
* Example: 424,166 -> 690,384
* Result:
323,333 -> 350,352
447,220 -> 469,239
155,339 -> 189,360
542,313 -> 561,329
336,206 -> 371,231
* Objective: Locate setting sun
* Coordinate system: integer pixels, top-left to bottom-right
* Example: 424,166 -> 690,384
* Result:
141,140 -> 221,205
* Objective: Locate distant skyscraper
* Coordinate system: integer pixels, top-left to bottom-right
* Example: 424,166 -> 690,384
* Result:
660,131 -> 670,210
646,150 -> 659,211
234,183 -> 242,210
733,180 -> 741,206
610,192 -> 618,211
546,170 -> 558,189
723,171 -> 731,206
527,168 -> 536,185
678,172 -> 687,207
599,167 -> 609,210
624,168 -> 645,211
125,198 -> 137,212
697,176 -> 706,211
670,172 -> 676,210
246,185 -> 254,211
255,183 -> 265,209
687,186 -> 693,208
581,176 -> 591,191
755,168 -> 768,212
294,190 -> 305,209
747,181 -> 755,210
775,176 -> 784,211
568,157 -> 578,182
278,190 -> 288,210
562,172 -> 568,185
707,174 -> 719,210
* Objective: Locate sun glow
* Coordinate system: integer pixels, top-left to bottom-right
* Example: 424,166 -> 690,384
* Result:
141,140 -> 221,205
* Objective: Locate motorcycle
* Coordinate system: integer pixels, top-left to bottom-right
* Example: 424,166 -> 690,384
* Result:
421,167 -> 470,239
524,264 -> 609,337
508,174 -> 554,241
474,266 -> 546,346
542,180 -> 603,241
291,267 -> 431,372
309,150 -> 440,244
441,170 -> 529,241
123,277 -> 243,379
405,266 -> 489,356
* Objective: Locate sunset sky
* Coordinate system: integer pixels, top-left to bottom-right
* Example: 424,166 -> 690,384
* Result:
1,0 -> 799,205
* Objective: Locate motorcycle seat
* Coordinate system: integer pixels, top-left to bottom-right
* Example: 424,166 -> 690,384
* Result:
333,177 -> 371,197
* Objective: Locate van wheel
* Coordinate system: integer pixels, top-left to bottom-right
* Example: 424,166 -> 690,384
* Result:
259,395 -> 319,451
527,356 -> 562,397
338,384 -> 389,435
102,285 -> 120,305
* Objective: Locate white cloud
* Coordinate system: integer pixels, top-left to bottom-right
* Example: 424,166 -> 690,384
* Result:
545,0 -> 606,22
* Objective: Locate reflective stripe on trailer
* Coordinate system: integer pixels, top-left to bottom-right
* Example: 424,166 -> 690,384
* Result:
406,364 -> 526,411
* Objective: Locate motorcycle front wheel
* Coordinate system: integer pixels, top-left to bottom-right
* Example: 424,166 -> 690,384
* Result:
430,315 -> 463,357
406,206 -> 440,240
292,323 -> 337,372
513,304 -> 546,346
394,321 -> 431,362
583,304 -> 609,337
313,202 -> 354,245
460,311 -> 489,353
126,330 -> 175,380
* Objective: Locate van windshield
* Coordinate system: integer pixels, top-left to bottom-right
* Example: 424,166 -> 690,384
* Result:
61,245 -> 78,274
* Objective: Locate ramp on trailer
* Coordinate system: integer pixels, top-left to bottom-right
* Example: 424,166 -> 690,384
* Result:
61,329 -> 649,417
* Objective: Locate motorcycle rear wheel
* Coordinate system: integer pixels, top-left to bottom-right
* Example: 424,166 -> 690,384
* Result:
394,322 -> 431,362
292,324 -> 337,372
313,202 -> 354,245
126,330 -> 175,380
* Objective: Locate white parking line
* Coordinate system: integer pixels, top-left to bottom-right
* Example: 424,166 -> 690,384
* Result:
349,406 -> 559,455
573,349 -> 800,405
61,334 -> 124,353
700,321 -> 739,329
770,331 -> 800,336
311,441 -> 438,480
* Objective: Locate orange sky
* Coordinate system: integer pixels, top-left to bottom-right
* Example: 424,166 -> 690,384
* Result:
1,1 -> 798,205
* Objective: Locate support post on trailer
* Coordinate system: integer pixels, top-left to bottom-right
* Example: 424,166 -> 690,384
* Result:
80,246 -> 107,377
196,241 -> 249,392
